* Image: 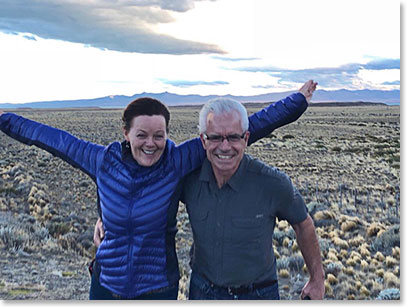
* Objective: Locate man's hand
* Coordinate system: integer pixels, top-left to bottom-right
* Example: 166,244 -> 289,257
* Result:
93,218 -> 105,248
292,214 -> 325,299
301,278 -> 325,300
299,80 -> 318,103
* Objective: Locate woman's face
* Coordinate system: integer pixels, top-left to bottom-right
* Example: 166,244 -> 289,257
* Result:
124,115 -> 167,167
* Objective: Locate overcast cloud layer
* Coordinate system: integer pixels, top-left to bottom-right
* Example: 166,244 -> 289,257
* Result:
0,0 -> 224,54
234,58 -> 400,89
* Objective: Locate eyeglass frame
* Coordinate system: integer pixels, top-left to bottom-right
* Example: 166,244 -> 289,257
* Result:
202,131 -> 247,143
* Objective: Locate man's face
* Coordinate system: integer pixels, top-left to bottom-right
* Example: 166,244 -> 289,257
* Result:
201,111 -> 249,178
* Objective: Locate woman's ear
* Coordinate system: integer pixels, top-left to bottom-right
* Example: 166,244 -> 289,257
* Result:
123,128 -> 130,142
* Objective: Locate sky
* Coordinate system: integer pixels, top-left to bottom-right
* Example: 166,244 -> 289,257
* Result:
0,0 -> 401,104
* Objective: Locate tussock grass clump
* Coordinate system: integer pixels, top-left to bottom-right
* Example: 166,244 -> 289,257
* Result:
324,280 -> 333,296
383,272 -> 399,288
349,235 -> 364,247
326,273 -> 338,285
360,286 -> 370,297
341,220 -> 358,232
276,257 -> 289,270
332,237 -> 349,249
360,260 -> 369,271
278,269 -> 290,278
376,268 -> 385,278
327,249 -> 338,262
374,252 -> 385,261
358,243 -> 371,258
371,225 -> 400,254
273,228 -> 296,245
287,254 -> 304,272
277,220 -> 289,230
343,266 -> 355,276
392,247 -> 400,259
314,210 -> 336,221
367,222 -> 386,237
385,256 -> 397,268
0,214 -> 54,254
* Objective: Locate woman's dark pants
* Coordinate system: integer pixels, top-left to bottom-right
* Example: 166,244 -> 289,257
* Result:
89,260 -> 179,300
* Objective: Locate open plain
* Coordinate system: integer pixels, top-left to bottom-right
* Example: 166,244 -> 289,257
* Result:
0,103 -> 400,300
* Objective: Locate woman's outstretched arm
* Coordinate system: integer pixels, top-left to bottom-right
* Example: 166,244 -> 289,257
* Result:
247,80 -> 317,144
0,111 -> 104,180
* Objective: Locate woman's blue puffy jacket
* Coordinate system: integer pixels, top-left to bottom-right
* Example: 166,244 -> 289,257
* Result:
0,92 -> 307,297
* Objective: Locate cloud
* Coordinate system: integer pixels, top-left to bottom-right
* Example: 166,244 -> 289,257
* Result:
382,81 -> 400,85
212,56 -> 260,62
22,34 -> 37,41
160,79 -> 229,87
362,58 -> 400,70
234,58 -> 400,89
0,0 -> 224,54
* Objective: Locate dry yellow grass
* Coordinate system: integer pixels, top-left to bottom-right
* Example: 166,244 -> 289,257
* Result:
385,256 -> 398,268
327,249 -> 338,262
332,237 -> 349,249
314,210 -> 336,221
326,274 -> 338,285
366,222 -> 385,237
341,221 -> 358,232
343,266 -> 355,276
358,243 -> 371,258
360,286 -> 370,297
376,268 -> 385,278
392,246 -> 400,259
278,269 -> 290,278
360,260 -> 369,271
278,220 -> 289,230
374,251 -> 385,261
349,235 -> 364,247
282,237 -> 291,247
384,272 -> 399,288
346,258 -> 357,267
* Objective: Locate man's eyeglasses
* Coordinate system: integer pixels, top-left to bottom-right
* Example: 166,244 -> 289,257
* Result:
203,132 -> 246,143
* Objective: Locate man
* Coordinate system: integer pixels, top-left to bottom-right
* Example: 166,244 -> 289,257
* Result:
92,81 -> 323,300
173,97 -> 325,300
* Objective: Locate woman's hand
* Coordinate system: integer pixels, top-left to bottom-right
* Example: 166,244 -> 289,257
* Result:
299,80 -> 318,103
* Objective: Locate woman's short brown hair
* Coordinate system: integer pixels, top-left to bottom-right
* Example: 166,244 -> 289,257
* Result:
122,97 -> 170,132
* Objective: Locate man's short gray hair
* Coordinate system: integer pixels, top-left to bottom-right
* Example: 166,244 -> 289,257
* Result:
198,98 -> 249,133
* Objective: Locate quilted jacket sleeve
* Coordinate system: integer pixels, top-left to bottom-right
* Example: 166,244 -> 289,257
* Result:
0,112 -> 104,180
247,92 -> 308,144
172,137 -> 206,178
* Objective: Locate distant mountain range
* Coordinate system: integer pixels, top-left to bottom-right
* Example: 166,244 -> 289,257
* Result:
0,89 -> 400,109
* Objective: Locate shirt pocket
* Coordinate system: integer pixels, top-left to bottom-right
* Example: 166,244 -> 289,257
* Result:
228,216 -> 263,244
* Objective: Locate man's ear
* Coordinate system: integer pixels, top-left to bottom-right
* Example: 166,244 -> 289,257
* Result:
200,134 -> 207,149
244,131 -> 250,146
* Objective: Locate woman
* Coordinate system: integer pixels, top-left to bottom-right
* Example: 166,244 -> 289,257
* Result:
0,80 -> 317,299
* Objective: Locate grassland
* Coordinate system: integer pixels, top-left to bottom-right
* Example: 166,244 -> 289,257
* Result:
0,103 -> 400,299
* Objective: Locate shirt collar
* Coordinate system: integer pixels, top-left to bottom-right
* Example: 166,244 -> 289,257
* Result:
199,154 -> 249,192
